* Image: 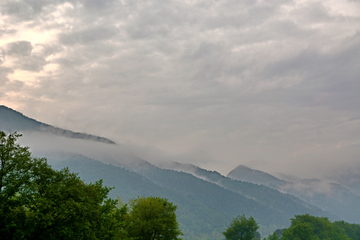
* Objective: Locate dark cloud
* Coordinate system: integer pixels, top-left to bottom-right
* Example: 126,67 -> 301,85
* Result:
0,66 -> 13,85
1,0 -> 48,21
3,41 -> 51,72
18,55 -> 47,72
79,0 -> 116,10
59,27 -> 117,45
0,28 -> 17,37
6,41 -> 33,56
124,1 -> 185,40
261,33 -> 360,111
5,80 -> 25,92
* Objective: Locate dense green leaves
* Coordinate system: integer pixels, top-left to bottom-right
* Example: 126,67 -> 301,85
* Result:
228,214 -> 360,240
0,132 -> 128,239
279,214 -> 352,240
334,220 -> 360,240
223,215 -> 259,240
0,131 -> 33,239
126,196 -> 182,240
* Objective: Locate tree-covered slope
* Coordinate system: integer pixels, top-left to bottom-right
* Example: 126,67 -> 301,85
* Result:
132,163 -> 291,227
179,164 -> 336,221
45,154 -> 232,240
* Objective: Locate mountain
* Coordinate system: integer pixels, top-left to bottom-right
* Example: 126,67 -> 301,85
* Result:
157,162 -> 337,223
334,172 -> 360,196
45,153 -> 231,240
47,154 -> 338,237
227,165 -> 287,188
0,105 -> 116,144
131,162 -> 287,227
282,180 -> 360,224
227,164 -> 360,224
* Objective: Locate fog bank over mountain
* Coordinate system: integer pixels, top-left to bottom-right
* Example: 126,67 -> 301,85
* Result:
1,0 -> 359,179
3,106 -> 360,228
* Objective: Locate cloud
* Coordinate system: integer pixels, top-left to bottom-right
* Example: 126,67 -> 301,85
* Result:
3,41 -> 49,72
0,0 -> 359,178
6,41 -> 33,56
2,1 -> 45,21
0,28 -> 17,37
59,27 -> 117,45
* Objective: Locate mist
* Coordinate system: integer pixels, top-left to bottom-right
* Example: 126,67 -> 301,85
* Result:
14,129 -> 359,198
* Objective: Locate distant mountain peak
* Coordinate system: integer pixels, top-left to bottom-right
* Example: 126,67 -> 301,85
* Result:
227,164 -> 287,188
0,105 -> 116,144
232,165 -> 253,171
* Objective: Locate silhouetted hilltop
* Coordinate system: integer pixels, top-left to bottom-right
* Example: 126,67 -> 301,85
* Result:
227,165 -> 287,188
0,105 -> 116,144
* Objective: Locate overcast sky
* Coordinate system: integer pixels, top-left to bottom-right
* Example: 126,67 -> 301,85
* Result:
1,0 -> 359,178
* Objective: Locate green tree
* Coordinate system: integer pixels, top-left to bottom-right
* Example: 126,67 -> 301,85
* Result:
223,214 -> 259,240
126,196 -> 182,240
281,222 -> 317,240
334,221 -> 360,240
0,131 -> 128,240
0,131 -> 33,238
281,214 -> 351,240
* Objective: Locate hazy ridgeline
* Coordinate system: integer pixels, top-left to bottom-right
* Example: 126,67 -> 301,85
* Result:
1,106 -> 360,239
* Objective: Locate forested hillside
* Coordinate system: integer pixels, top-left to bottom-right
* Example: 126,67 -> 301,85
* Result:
46,154 -> 232,239
161,163 -> 335,222
134,164 -> 286,226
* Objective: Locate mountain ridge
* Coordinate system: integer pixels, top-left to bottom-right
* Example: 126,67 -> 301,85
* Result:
157,161 -> 337,222
227,164 -> 287,188
0,105 -> 116,144
226,164 -> 360,224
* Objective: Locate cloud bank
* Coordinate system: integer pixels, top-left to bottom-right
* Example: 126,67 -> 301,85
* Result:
1,0 -> 359,178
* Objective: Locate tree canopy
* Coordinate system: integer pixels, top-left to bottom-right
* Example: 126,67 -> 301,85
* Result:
279,214 -> 352,240
126,196 -> 182,240
0,131 -> 128,240
223,214 -> 259,240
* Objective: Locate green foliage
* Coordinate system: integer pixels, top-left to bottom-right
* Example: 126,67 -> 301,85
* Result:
0,131 -> 33,238
0,131 -> 128,240
281,214 -> 351,240
126,196 -> 182,240
333,221 -> 360,240
223,214 -> 259,240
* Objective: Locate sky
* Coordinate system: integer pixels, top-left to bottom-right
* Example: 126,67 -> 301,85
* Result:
1,0 -> 360,178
